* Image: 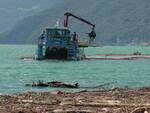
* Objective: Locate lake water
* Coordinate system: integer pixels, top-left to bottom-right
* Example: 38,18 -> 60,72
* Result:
0,45 -> 150,94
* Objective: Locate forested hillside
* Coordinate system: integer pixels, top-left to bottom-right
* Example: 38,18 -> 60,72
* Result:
1,0 -> 150,45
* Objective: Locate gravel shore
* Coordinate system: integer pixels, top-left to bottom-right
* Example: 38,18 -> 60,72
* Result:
0,87 -> 150,113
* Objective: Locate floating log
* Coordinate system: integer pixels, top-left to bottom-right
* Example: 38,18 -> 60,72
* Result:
26,81 -> 79,88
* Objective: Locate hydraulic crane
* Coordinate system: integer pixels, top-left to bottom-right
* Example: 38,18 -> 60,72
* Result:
64,12 -> 96,40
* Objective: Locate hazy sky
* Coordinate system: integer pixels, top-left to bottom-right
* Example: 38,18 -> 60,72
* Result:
0,0 -> 61,33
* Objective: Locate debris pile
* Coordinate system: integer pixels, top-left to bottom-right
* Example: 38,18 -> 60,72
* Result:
26,81 -> 79,88
0,87 -> 149,113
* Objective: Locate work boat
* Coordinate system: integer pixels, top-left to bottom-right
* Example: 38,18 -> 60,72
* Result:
36,12 -> 96,60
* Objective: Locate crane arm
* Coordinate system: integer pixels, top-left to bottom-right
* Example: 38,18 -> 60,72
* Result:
64,12 -> 96,39
64,12 -> 95,28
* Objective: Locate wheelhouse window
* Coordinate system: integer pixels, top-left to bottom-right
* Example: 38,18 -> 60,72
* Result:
46,29 -> 71,39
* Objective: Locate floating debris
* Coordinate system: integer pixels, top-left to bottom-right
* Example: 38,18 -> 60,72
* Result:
26,81 -> 79,88
25,81 -> 117,90
133,51 -> 142,55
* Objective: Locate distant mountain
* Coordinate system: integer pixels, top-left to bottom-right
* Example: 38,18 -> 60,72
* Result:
1,0 -> 150,45
0,0 -> 61,33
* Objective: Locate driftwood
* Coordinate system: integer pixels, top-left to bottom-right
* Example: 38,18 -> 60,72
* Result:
130,107 -> 148,113
74,103 -> 150,108
26,81 -> 79,88
26,81 -> 117,89
15,100 -> 150,108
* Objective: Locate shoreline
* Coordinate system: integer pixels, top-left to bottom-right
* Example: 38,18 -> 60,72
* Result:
86,54 -> 150,60
0,87 -> 150,113
18,54 -> 150,61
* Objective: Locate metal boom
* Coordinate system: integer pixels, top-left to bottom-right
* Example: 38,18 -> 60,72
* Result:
64,12 -> 96,38
64,12 -> 95,28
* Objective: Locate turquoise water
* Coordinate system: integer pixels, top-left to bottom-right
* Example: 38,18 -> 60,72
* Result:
0,45 -> 150,94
